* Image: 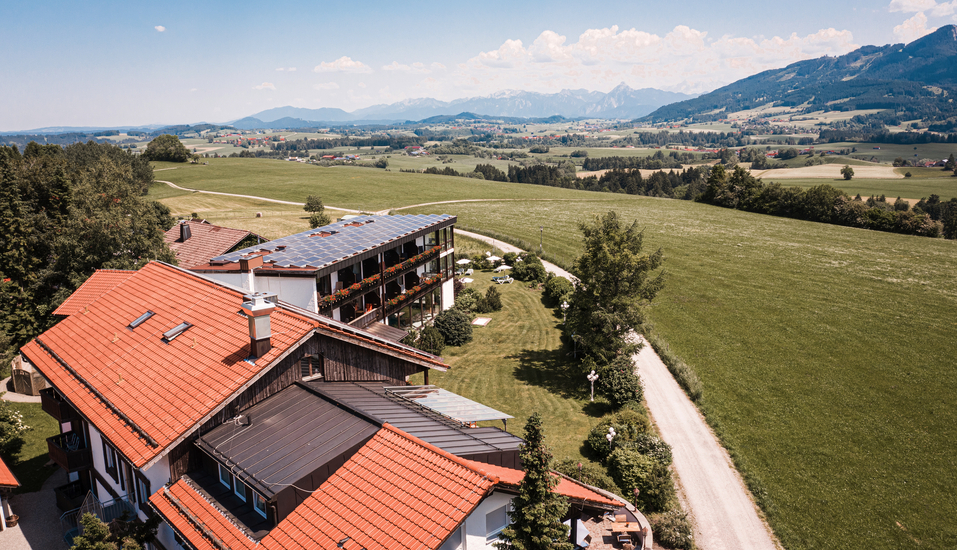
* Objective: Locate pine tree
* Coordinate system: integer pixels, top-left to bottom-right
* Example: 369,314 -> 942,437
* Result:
495,413 -> 573,550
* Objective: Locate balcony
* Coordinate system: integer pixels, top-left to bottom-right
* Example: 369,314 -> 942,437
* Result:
383,273 -> 444,318
54,479 -> 89,511
61,496 -> 137,547
47,431 -> 92,473
40,388 -> 78,422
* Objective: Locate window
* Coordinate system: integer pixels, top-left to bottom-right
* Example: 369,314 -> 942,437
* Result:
218,463 -> 231,488
127,311 -> 155,329
438,526 -> 462,550
253,492 -> 267,518
102,441 -> 118,483
137,477 -> 149,505
162,322 -> 192,343
486,505 -> 509,543
234,480 -> 248,502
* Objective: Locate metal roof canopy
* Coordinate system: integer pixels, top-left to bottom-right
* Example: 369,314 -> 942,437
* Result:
385,385 -> 513,428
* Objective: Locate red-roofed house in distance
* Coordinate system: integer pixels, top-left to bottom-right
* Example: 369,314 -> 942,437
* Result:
21,261 -> 455,548
164,220 -> 265,269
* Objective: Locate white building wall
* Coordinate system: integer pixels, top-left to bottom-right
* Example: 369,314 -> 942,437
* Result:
463,491 -> 513,549
441,279 -> 455,310
200,271 -> 254,293
253,276 -> 318,313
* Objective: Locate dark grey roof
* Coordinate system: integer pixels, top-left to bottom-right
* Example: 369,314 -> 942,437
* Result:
307,381 -> 523,457
197,384 -> 379,498
212,214 -> 454,269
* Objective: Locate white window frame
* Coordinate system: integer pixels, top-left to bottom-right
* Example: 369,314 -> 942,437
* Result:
104,445 -> 116,470
218,463 -> 231,489
137,477 -> 149,506
253,491 -> 267,518
234,480 -> 248,502
486,504 -> 509,543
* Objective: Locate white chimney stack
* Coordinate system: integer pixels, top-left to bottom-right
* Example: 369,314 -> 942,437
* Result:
241,293 -> 276,358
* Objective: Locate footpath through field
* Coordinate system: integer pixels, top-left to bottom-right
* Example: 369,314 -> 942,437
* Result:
631,334 -> 780,550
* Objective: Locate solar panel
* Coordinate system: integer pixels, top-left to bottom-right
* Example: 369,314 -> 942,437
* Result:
211,214 -> 454,270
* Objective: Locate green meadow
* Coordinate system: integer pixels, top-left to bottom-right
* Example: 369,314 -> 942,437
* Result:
151,159 -> 957,550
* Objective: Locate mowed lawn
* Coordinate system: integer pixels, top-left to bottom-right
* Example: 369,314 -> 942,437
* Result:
404,197 -> 957,550
410,268 -> 604,462
149,157 -> 591,211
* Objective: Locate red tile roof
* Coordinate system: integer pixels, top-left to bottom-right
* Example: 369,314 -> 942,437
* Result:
165,221 -> 261,269
0,455 -> 20,489
52,270 -> 136,316
22,262 -> 317,468
473,462 -> 623,508
150,423 -> 500,550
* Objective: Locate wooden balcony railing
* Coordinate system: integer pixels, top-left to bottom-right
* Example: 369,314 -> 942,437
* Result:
47,431 -> 92,473
54,479 -> 89,511
40,388 -> 77,422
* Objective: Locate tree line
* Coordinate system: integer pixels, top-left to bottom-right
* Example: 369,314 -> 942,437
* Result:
698,165 -> 952,238
0,141 -> 176,368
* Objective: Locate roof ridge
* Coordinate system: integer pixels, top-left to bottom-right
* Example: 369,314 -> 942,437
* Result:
149,261 -> 320,329
379,423 -> 501,485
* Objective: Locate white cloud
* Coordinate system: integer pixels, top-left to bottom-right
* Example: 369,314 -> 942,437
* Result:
276,67 -> 298,72
276,68 -> 284,71
452,25 -> 859,97
894,12 -> 937,41
252,82 -> 276,90
154,25 -> 166,32
313,82 -> 340,90
189,88 -> 197,92
889,0 -> 937,12
313,56 -> 372,73
382,61 -> 446,73
931,0 -> 957,15
288,67 -> 297,72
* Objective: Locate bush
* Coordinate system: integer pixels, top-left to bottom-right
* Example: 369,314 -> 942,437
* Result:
309,212 -> 331,228
587,409 -> 652,459
553,458 -> 621,495
649,510 -> 696,550
598,355 -> 643,408
483,286 -> 503,312
543,276 -> 574,306
417,326 -> 445,356
503,252 -> 518,264
434,308 -> 473,346
453,288 -> 481,313
570,150 -> 588,158
0,397 -> 30,464
905,171 -> 913,178
512,253 -> 547,283
399,328 -> 418,347
374,158 -> 388,168
608,448 -> 676,513
618,434 -> 673,466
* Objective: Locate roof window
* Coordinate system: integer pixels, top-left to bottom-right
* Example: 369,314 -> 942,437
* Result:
127,311 -> 155,329
162,322 -> 193,343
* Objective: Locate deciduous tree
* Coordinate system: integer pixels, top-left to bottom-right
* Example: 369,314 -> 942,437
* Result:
566,211 -> 664,364
141,134 -> 190,163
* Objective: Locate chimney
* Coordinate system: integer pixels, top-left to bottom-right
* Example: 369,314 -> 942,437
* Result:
180,221 -> 192,242
241,293 -> 276,358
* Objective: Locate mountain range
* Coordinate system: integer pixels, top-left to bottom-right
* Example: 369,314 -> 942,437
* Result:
643,25 -> 957,123
233,84 -> 695,128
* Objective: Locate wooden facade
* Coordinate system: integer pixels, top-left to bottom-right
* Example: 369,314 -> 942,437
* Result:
317,334 -> 421,385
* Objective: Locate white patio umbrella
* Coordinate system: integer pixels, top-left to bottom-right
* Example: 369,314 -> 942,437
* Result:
456,258 -> 472,265
493,265 -> 511,272
487,255 -> 502,262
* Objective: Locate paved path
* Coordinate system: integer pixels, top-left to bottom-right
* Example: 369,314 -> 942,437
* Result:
455,230 -> 575,281
631,334 -> 779,550
0,468 -> 68,550
1,379 -> 41,403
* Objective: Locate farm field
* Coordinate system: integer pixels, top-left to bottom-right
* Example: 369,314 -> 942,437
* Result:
752,164 -> 902,180
149,157 -> 595,210
402,197 -> 957,550
830,141 -> 957,164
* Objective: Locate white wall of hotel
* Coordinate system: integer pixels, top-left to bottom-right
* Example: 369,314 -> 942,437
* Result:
202,238 -> 455,321
77,423 -> 180,549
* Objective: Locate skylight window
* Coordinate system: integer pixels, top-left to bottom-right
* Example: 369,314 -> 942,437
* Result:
127,310 -> 155,329
162,322 -> 192,343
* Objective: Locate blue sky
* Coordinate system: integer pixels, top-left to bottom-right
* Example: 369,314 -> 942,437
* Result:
0,0 -> 952,130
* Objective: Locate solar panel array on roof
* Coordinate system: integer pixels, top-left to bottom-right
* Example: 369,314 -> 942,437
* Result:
212,214 -> 453,270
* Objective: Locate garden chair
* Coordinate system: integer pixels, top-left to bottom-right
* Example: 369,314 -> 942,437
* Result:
66,432 -> 80,451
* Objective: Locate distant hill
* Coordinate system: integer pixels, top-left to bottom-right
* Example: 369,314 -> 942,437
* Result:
244,84 -> 695,127
643,25 -> 957,123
